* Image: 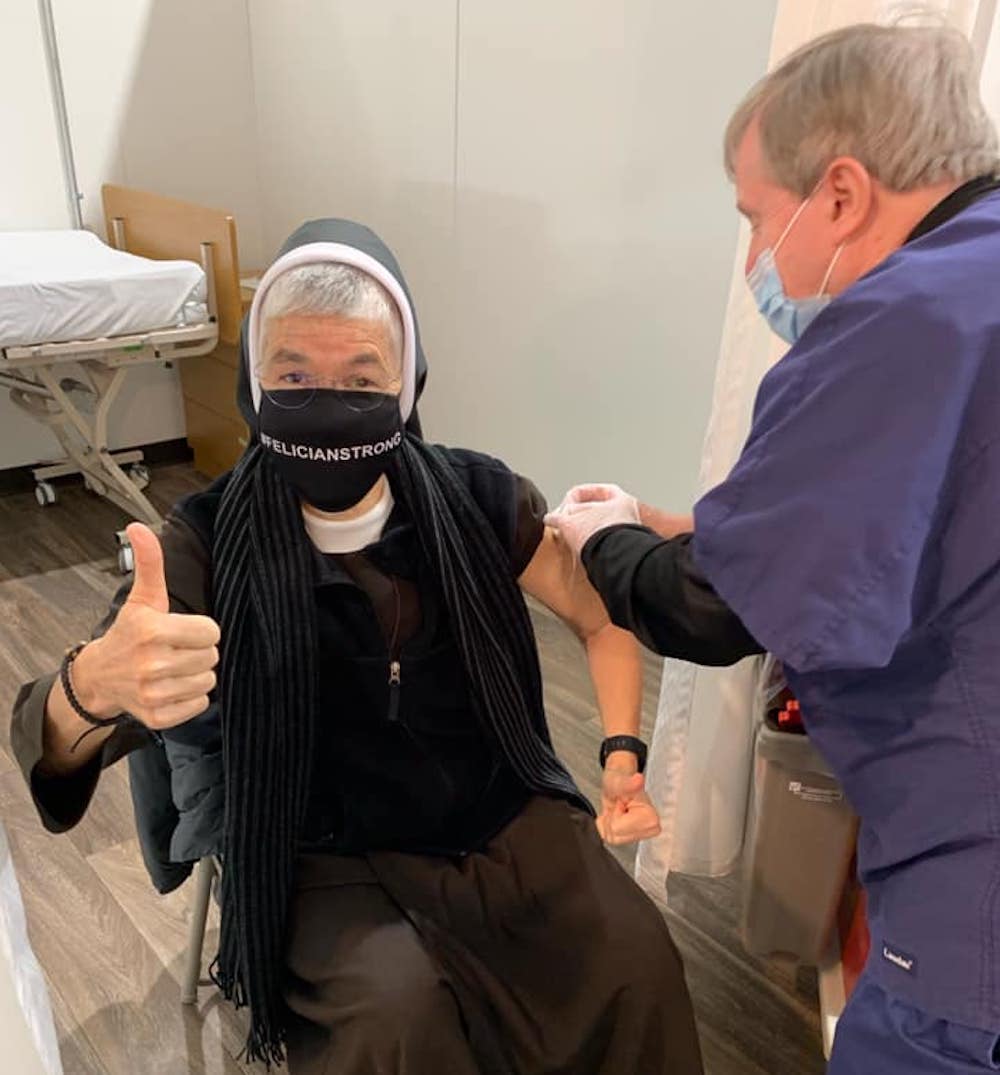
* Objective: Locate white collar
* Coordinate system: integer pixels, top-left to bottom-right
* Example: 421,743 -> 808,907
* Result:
302,484 -> 395,554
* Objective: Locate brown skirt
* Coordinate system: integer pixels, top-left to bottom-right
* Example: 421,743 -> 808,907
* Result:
283,796 -> 704,1075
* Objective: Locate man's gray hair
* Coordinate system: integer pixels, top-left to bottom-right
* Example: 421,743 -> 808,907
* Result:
724,23 -> 999,195
260,262 -> 403,366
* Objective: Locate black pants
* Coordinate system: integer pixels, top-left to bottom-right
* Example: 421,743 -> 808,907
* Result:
283,796 -> 704,1074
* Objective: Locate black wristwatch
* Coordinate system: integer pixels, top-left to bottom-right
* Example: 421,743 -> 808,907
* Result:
599,735 -> 648,774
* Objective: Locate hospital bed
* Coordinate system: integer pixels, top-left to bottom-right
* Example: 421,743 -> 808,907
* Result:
0,185 -> 242,572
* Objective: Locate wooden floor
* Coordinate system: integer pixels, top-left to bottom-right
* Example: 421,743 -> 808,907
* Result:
0,462 -> 826,1074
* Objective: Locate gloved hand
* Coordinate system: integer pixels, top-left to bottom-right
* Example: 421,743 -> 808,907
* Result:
597,766 -> 662,846
543,483 -> 641,557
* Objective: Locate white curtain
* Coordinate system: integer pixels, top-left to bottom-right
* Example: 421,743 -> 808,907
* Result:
637,0 -> 1000,893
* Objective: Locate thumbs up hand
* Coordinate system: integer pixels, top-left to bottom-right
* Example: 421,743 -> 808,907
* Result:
125,521 -> 172,613
70,523 -> 221,730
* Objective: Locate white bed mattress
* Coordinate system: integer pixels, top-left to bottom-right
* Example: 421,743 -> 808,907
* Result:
0,229 -> 208,349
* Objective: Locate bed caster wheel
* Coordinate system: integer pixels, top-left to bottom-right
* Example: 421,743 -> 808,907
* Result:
117,543 -> 135,575
129,464 -> 150,489
35,481 -> 57,507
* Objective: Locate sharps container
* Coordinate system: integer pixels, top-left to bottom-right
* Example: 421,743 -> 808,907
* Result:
741,706 -> 858,964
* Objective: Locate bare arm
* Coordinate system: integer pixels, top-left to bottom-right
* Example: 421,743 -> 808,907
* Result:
519,527 -> 642,765
638,504 -> 694,540
519,527 -> 661,845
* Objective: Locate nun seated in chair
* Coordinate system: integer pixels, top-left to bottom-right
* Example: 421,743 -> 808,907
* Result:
10,220 -> 703,1074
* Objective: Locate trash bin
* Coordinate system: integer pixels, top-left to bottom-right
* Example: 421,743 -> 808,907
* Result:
741,709 -> 858,964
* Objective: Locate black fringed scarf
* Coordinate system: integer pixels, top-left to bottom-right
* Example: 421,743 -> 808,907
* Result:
209,436 -> 584,1065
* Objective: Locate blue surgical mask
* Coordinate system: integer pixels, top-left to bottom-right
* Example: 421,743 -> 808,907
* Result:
747,194 -> 844,345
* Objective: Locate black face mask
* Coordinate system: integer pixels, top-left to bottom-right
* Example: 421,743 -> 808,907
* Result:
257,389 -> 404,511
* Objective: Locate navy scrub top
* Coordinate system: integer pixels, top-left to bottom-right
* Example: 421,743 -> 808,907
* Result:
694,189 -> 1000,1029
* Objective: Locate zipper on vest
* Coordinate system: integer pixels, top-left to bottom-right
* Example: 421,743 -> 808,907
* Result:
387,576 -> 402,722
388,659 -> 402,722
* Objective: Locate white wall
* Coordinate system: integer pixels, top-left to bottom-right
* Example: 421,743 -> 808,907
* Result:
249,1 -> 459,387
248,0 -> 777,508
51,0 -> 264,268
446,2 -> 777,507
1,0 -> 263,471
0,2 -> 72,231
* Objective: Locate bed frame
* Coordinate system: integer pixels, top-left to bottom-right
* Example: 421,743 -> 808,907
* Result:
0,185 -> 242,570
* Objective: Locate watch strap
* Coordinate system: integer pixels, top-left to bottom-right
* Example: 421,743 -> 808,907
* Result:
600,734 -> 648,774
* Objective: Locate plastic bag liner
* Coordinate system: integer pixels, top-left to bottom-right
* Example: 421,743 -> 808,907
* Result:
0,823 -> 63,1075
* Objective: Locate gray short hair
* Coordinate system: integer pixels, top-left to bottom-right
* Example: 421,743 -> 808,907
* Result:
260,262 -> 403,367
724,23 -> 999,195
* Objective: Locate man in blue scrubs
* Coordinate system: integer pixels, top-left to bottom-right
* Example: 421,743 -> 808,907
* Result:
547,23 -> 1000,1075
